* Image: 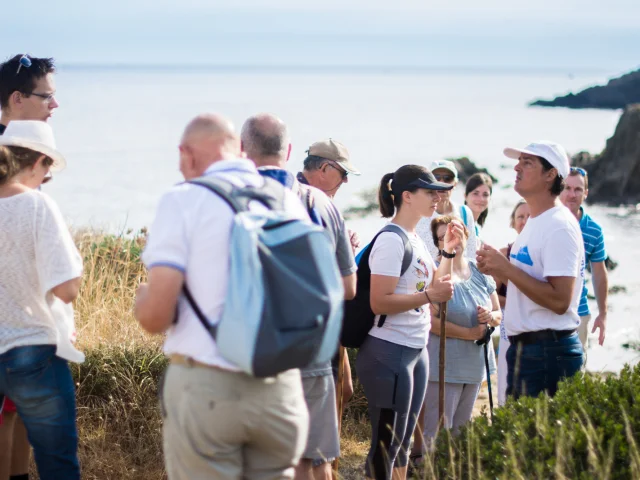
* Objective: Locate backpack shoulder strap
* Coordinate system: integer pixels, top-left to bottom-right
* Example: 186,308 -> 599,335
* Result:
187,176 -> 242,212
460,204 -> 469,227
369,224 -> 414,329
188,175 -> 286,212
379,224 -> 413,276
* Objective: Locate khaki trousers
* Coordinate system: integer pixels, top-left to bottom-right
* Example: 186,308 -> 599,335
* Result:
161,361 -> 308,480
578,315 -> 591,367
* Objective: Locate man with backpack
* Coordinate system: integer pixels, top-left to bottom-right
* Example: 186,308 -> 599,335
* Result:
241,113 -> 356,480
135,113 -> 320,479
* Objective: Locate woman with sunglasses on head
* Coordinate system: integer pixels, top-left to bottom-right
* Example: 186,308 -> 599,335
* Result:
413,215 -> 500,458
357,165 -> 454,480
496,199 -> 530,406
0,121 -> 83,480
464,173 -> 493,241
416,160 -> 479,263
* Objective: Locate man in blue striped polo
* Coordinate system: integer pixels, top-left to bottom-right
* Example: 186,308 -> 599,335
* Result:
560,167 -> 608,356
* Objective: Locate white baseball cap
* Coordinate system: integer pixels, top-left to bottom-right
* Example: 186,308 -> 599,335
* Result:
503,141 -> 570,178
0,120 -> 66,172
429,159 -> 458,180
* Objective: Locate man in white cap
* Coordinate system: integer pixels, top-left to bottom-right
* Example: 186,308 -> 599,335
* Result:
477,141 -> 585,399
415,159 -> 478,262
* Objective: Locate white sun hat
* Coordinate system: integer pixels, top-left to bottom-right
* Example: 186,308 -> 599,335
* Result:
503,141 -> 569,178
0,120 -> 66,172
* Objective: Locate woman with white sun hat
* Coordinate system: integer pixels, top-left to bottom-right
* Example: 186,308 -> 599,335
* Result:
0,120 -> 82,480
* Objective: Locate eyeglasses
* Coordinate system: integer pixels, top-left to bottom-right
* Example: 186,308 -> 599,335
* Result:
570,167 -> 587,176
325,161 -> 348,180
16,54 -> 32,75
433,173 -> 455,184
29,92 -> 56,103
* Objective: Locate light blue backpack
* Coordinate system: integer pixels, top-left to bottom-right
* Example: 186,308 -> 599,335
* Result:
184,176 -> 344,377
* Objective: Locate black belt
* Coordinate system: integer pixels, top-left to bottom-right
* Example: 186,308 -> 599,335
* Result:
508,329 -> 577,345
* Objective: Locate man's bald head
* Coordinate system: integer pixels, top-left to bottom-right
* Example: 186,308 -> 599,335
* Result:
241,113 -> 290,168
179,113 -> 241,180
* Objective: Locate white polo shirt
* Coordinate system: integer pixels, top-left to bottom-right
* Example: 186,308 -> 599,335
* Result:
142,159 -> 308,371
504,205 -> 584,336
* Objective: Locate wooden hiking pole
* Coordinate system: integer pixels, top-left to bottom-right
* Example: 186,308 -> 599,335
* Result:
438,301 -> 448,432
332,346 -> 346,476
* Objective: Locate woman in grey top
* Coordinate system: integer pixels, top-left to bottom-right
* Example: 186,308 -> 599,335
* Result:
418,215 -> 501,453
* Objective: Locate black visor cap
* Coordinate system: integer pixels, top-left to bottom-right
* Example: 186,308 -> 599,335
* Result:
393,172 -> 454,195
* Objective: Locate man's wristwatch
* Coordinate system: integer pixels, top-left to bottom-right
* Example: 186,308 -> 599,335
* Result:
441,249 -> 456,259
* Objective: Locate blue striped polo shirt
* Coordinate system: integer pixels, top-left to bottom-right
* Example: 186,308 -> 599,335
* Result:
578,206 -> 607,316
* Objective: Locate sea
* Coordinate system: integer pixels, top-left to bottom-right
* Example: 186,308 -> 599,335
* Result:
41,65 -> 639,373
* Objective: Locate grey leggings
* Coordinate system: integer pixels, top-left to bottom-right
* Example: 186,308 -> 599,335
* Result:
356,336 -> 428,480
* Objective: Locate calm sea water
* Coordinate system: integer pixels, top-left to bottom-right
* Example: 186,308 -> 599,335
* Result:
42,66 -> 639,372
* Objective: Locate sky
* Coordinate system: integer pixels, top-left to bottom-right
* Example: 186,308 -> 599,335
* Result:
2,0 -> 639,72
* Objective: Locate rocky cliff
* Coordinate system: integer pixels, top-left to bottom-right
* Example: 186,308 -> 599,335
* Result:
582,104 -> 640,204
531,68 -> 640,109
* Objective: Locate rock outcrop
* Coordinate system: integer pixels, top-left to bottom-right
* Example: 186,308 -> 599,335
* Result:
450,157 -> 498,184
583,104 -> 640,204
530,68 -> 640,110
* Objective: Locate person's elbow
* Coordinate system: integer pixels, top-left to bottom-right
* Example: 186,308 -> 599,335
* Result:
551,297 -> 572,316
135,303 -> 173,334
51,277 -> 82,304
342,273 -> 357,300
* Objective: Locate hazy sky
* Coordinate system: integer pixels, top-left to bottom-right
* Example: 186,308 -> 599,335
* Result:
3,0 -> 639,71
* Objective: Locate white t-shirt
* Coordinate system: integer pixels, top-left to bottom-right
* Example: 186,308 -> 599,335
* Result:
416,202 -> 478,263
0,191 -> 84,361
142,159 -> 308,371
368,226 -> 435,349
504,205 -> 584,335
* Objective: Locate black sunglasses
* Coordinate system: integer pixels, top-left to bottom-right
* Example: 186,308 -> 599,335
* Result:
325,161 -> 348,179
433,173 -> 455,183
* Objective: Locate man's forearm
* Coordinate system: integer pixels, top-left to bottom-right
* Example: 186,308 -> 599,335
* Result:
504,263 -> 572,315
592,262 -> 609,316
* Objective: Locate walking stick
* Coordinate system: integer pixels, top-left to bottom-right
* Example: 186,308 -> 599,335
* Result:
475,326 -> 496,422
332,346 -> 346,476
438,302 -> 448,432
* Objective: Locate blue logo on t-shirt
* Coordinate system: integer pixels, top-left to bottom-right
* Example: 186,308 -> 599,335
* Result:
510,246 -> 534,266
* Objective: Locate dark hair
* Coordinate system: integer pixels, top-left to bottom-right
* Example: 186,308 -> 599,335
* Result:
430,215 -> 469,247
0,146 -> 52,184
0,55 -> 56,109
509,199 -> 528,229
464,173 -> 493,227
378,164 -> 430,218
538,157 -> 565,195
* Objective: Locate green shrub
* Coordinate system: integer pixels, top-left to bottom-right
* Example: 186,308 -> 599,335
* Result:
426,364 -> 640,479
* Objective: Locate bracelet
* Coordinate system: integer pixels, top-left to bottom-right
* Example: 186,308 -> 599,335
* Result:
441,249 -> 456,259
424,290 -> 432,304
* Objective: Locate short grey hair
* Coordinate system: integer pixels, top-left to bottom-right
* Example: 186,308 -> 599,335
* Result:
241,114 -> 289,158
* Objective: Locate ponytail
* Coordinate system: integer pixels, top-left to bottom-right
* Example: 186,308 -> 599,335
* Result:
378,173 -> 395,218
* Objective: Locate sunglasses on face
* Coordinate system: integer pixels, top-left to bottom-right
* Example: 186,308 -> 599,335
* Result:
325,162 -> 348,179
433,173 -> 455,183
570,167 -> 587,176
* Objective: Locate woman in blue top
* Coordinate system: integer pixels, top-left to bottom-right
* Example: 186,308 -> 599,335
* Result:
422,215 -> 501,451
464,173 -> 493,241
